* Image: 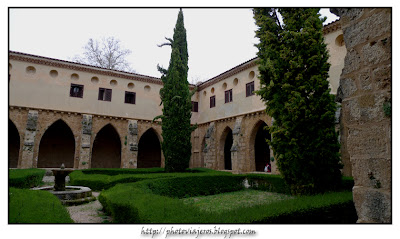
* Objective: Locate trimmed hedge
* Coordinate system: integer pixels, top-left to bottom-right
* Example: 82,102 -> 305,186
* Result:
245,174 -> 354,195
148,175 -> 245,198
99,175 -> 246,223
79,167 -> 165,175
99,175 -> 356,223
69,168 -> 231,191
69,170 -> 171,191
9,187 -> 73,223
245,174 -> 291,194
254,201 -> 357,223
9,169 -> 46,189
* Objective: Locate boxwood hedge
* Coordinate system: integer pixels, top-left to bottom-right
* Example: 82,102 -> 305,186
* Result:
9,168 -> 46,189
9,187 -> 73,223
69,168 -> 231,191
98,174 -> 356,223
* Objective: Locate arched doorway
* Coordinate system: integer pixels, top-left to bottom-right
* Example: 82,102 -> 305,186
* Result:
222,128 -> 233,170
38,120 -> 75,168
137,128 -> 161,168
254,122 -> 271,172
91,124 -> 121,168
9,120 -> 20,168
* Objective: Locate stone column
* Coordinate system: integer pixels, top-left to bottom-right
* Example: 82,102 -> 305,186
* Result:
78,114 -> 92,169
231,117 -> 244,172
331,8 -> 391,223
123,120 -> 138,168
203,122 -> 216,169
20,110 -> 38,168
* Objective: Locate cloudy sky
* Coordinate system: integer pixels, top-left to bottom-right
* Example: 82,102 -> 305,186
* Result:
9,8 -> 339,84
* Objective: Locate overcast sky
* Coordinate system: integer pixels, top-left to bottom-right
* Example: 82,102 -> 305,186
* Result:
9,8 -> 339,84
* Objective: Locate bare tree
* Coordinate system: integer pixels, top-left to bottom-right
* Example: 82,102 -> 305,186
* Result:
72,37 -> 134,72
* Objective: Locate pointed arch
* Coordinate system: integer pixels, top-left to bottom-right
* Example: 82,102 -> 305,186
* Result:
91,124 -> 121,168
38,119 -> 75,168
220,126 -> 233,170
9,119 -> 20,168
137,128 -> 161,168
249,120 -> 271,172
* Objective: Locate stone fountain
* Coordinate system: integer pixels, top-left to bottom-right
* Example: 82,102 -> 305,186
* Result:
33,164 -> 95,205
53,163 -> 73,191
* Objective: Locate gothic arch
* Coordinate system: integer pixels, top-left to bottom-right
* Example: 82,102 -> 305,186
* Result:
40,117 -> 78,141
219,126 -> 233,170
91,124 -> 121,168
249,120 -> 271,172
38,119 -> 75,168
137,128 -> 161,168
9,119 -> 20,168
138,125 -> 163,143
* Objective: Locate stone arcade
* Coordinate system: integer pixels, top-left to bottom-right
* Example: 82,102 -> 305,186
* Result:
8,20 -> 348,175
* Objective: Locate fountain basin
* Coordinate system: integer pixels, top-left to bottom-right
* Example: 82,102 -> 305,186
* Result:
52,169 -> 74,191
32,186 -> 96,206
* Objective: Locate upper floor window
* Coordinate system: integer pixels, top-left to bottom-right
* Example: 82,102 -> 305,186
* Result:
125,91 -> 136,104
210,95 -> 216,108
70,84 -> 84,98
98,88 -> 112,102
225,89 -> 233,103
246,81 -> 255,97
192,101 -> 199,112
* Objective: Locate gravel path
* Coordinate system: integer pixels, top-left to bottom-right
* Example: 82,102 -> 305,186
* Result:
41,175 -> 111,223
66,192 -> 112,223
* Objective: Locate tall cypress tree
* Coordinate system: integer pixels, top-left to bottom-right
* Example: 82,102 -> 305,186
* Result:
156,9 -> 196,172
253,8 -> 342,194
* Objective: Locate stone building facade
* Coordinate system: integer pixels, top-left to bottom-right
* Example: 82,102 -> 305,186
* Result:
331,8 -> 391,223
8,21 -> 348,176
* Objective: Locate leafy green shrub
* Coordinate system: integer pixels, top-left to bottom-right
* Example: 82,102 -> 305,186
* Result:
99,179 -> 356,223
9,168 -> 46,188
79,167 -> 165,175
9,187 -> 73,223
99,182 -> 192,223
246,174 -> 353,195
249,192 -> 356,223
69,168 -> 230,191
245,174 -> 291,194
148,175 -> 245,198
255,201 -> 357,223
69,170 -> 169,191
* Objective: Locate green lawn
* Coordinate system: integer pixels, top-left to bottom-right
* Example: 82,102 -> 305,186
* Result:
181,189 -> 294,213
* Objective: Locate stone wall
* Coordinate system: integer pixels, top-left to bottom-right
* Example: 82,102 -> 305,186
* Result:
331,8 -> 391,223
190,110 -> 275,173
9,107 -> 164,170
10,106 -> 275,175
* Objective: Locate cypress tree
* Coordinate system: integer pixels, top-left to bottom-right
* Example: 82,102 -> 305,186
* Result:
155,9 -> 196,172
253,8 -> 342,194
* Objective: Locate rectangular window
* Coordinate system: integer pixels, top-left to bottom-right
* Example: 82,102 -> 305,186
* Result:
70,84 -> 84,98
246,81 -> 255,97
125,91 -> 136,104
98,88 -> 112,102
225,89 -> 233,103
192,101 -> 198,112
210,95 -> 216,108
